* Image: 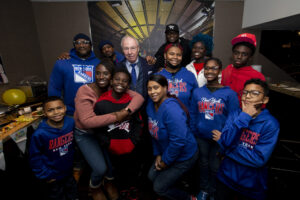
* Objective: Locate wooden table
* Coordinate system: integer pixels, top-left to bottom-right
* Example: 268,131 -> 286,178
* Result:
0,117 -> 42,142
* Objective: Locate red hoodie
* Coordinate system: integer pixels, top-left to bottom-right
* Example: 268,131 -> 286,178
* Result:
221,64 -> 265,101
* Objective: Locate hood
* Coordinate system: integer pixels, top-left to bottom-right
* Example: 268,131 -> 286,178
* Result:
252,109 -> 275,123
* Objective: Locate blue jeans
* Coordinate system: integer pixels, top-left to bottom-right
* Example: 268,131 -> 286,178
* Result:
74,128 -> 113,187
197,137 -> 221,194
148,150 -> 199,200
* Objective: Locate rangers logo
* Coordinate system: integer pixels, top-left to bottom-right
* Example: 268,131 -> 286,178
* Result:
59,145 -> 69,156
168,78 -> 187,97
198,97 -> 224,120
73,64 -> 94,83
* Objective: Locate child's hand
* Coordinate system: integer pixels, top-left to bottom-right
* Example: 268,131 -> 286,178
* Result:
47,179 -> 56,183
242,100 -> 261,117
212,129 -> 221,141
114,109 -> 130,122
155,155 -> 162,170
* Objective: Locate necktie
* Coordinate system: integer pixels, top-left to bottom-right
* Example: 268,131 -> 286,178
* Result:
131,63 -> 137,85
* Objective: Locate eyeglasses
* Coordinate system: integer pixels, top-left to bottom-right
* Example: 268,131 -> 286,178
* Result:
241,90 -> 264,97
204,66 -> 220,71
73,40 -> 90,45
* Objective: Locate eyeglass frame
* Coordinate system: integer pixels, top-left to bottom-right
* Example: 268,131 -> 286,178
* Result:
73,40 -> 91,45
240,90 -> 264,97
203,66 -> 220,71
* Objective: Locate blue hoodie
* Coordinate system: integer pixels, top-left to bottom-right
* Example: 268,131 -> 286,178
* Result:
29,116 -> 75,181
48,48 -> 100,115
146,98 -> 198,165
156,67 -> 198,110
190,86 -> 239,139
114,51 -> 125,64
217,109 -> 280,200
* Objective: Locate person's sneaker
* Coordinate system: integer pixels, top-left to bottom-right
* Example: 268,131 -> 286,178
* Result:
197,191 -> 209,200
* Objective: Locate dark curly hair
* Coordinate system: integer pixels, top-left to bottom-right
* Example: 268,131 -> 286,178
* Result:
190,33 -> 214,55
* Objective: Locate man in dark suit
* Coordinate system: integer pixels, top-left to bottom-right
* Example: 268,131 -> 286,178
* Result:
116,35 -> 156,197
117,35 -> 156,99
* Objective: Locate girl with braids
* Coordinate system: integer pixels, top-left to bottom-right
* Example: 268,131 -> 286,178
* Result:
147,74 -> 198,200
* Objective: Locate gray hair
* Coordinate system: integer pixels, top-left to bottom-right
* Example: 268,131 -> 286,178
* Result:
120,35 -> 139,48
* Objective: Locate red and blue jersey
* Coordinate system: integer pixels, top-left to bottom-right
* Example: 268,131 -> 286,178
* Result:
156,67 -> 198,110
190,86 -> 239,139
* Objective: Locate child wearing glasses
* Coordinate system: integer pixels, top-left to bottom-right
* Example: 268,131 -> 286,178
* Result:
212,78 -> 279,200
190,57 -> 239,200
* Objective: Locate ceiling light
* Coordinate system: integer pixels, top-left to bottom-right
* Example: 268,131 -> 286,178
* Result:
110,0 -> 122,7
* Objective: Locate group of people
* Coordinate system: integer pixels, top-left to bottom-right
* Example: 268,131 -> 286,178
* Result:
28,23 -> 280,200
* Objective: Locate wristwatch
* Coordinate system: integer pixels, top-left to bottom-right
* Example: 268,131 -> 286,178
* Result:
125,107 -> 132,114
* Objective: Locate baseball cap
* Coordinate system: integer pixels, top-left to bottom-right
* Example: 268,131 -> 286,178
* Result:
231,33 -> 256,47
165,24 -> 179,33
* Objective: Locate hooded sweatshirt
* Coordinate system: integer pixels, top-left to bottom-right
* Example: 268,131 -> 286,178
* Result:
221,64 -> 265,100
147,98 -> 197,165
48,48 -> 100,115
93,90 -> 142,155
29,116 -> 75,181
190,85 -> 239,139
217,108 -> 279,200
156,67 -> 198,110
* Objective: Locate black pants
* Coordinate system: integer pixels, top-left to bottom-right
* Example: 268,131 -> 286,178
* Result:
42,175 -> 78,200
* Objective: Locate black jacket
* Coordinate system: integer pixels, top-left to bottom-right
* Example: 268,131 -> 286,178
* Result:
154,37 -> 192,69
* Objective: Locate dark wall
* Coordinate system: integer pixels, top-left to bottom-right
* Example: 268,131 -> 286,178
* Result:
0,0 -> 46,97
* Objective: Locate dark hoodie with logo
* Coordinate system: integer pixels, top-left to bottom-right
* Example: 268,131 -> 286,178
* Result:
48,48 -> 100,115
29,116 -> 75,181
94,90 -> 142,155
217,108 -> 279,200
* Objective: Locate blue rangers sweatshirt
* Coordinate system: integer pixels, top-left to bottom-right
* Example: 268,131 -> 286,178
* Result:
48,48 -> 100,115
190,86 -> 239,139
29,116 -> 75,181
156,67 -> 198,110
146,98 -> 198,165
217,109 -> 280,200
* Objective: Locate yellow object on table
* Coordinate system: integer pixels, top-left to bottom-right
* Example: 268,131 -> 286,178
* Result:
0,116 -> 41,142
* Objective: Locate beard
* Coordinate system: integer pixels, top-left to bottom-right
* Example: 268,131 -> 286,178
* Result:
76,49 -> 91,59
